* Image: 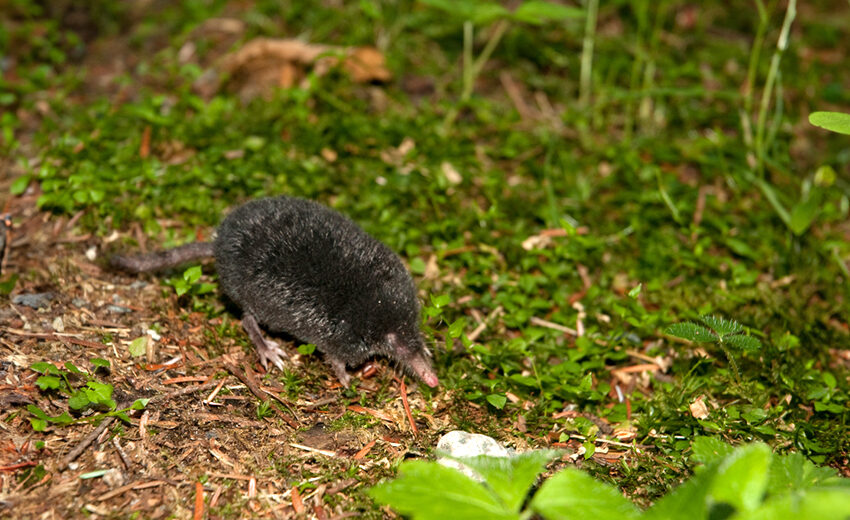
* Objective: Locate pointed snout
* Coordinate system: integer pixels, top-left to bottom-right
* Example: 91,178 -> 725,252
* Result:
408,351 -> 439,387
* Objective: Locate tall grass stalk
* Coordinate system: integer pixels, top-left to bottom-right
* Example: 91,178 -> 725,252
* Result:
754,0 -> 796,177
578,0 -> 599,108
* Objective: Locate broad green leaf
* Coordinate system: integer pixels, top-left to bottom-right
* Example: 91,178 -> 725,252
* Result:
85,381 -> 114,405
131,398 -> 150,410
699,315 -> 742,336
48,412 -> 75,424
31,362 -> 60,375
723,335 -> 762,352
418,0 -> 509,24
29,418 -> 47,431
298,343 -> 316,355
10,174 -> 30,195
512,1 -> 584,25
789,196 -> 820,235
68,390 -> 91,410
0,274 -> 18,295
814,165 -> 836,186
809,111 -> 850,135
666,322 -> 716,343
448,318 -> 466,338
531,468 -> 640,520
243,135 -> 266,150
183,265 -> 202,283
709,443 -> 771,513
36,375 -> 62,390
430,293 -> 451,308
128,336 -> 148,357
692,436 -> 736,465
582,441 -> 596,460
27,405 -> 49,420
90,358 -> 110,369
409,257 -> 426,275
644,462 -> 722,520
459,451 -> 559,512
64,361 -> 83,374
767,452 -> 840,494
369,460 -> 517,520
578,373 -> 593,392
113,411 -> 132,423
738,489 -> 850,520
173,279 -> 190,296
628,283 -> 642,299
487,393 -> 507,409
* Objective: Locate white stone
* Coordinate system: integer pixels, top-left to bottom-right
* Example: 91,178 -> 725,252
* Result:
435,431 -> 512,481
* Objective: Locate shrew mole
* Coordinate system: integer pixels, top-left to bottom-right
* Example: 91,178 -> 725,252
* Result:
111,196 -> 439,387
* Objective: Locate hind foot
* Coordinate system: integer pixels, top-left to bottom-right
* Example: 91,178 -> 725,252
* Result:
328,357 -> 352,387
242,313 -> 287,371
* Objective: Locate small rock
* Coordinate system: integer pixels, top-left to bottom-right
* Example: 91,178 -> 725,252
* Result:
12,292 -> 54,309
436,430 -> 512,481
102,468 -> 126,488
129,280 -> 148,290
106,305 -> 133,314
85,246 -> 97,261
72,298 -> 89,308
52,316 -> 65,333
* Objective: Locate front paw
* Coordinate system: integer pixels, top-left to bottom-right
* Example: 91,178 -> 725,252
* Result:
256,339 -> 286,371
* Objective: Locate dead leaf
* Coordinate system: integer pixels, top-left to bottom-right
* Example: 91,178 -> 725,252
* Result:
689,395 -> 709,419
441,162 -> 462,185
218,38 -> 391,100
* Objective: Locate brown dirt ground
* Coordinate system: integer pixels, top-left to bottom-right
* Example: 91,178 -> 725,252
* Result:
0,189 -> 466,518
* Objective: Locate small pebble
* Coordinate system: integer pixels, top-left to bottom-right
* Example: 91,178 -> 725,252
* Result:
106,305 -> 133,314
52,316 -> 65,333
85,246 -> 97,261
12,292 -> 54,309
102,468 -> 126,488
72,298 -> 89,308
436,430 -> 514,481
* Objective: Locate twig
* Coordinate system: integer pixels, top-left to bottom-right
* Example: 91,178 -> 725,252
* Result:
60,381 -> 219,471
224,363 -> 298,428
529,316 -> 577,336
112,437 -> 132,470
353,440 -> 376,460
468,305 -> 503,342
97,480 -> 168,502
289,443 -> 337,458
567,434 -> 650,451
397,377 -> 417,434
203,378 -> 227,405
193,481 -> 204,520
59,413 -> 119,471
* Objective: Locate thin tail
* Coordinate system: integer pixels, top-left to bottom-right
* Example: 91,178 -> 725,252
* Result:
111,242 -> 215,273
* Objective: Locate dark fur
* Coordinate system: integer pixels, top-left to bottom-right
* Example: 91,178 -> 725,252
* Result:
112,196 -> 437,386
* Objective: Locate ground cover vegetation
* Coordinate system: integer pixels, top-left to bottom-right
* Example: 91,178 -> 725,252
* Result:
1,0 -> 849,517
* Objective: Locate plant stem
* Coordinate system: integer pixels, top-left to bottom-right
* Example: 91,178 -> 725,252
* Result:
462,21 -> 474,104
444,19 -> 510,132
579,0 -> 599,108
463,19 -> 509,103
754,0 -> 796,177
720,343 -> 742,386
